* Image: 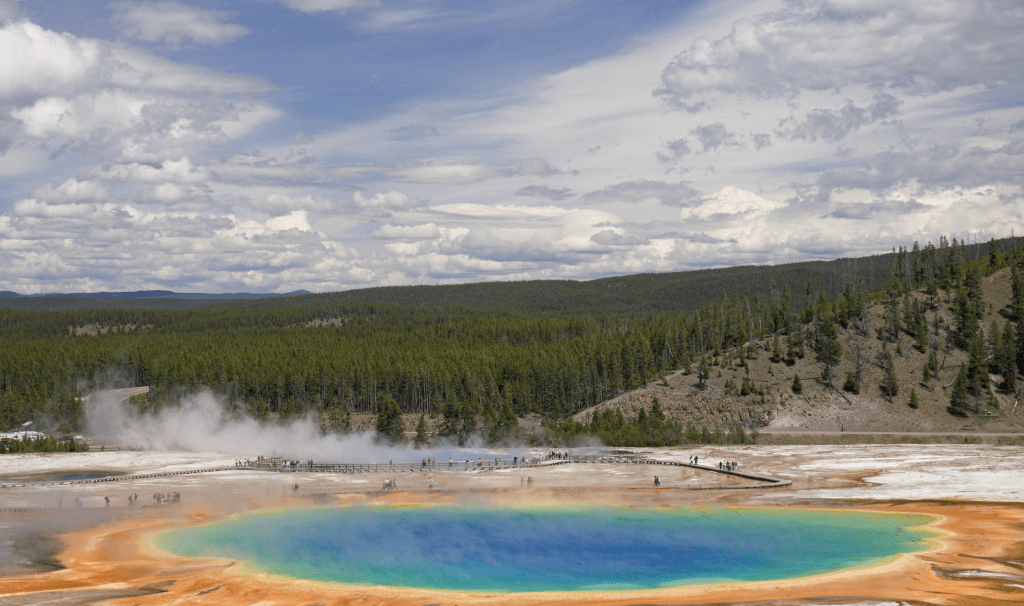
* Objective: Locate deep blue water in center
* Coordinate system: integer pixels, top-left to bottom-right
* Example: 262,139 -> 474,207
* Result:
158,506 -> 935,592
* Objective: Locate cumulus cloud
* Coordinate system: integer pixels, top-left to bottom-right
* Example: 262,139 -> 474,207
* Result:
266,209 -> 312,231
680,186 -> 783,220
656,0 -> 1024,110
373,222 -> 443,240
30,177 -> 107,201
691,123 -> 739,152
12,199 -> 98,219
0,20 -> 105,104
779,93 -> 902,143
3,1 -> 1024,293
657,138 -> 692,162
0,20 -> 274,163
353,190 -> 419,211
109,1 -> 249,46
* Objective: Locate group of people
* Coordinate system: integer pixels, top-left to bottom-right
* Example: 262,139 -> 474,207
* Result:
546,451 -> 569,460
688,455 -> 739,472
152,491 -> 180,505
236,455 -> 267,467
420,458 -> 438,468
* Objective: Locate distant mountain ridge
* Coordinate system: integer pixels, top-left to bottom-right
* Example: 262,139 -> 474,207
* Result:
0,290 -> 313,299
3,236 -> 1022,314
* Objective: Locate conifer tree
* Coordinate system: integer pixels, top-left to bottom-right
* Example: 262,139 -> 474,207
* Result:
1017,312 -> 1024,376
770,335 -> 783,363
948,364 -> 970,417
913,302 -> 928,352
842,372 -> 860,394
791,373 -> 802,394
880,351 -> 898,401
1001,321 -> 1017,394
988,319 -> 1002,368
1011,262 -> 1023,324
375,394 -> 406,444
414,413 -> 430,448
788,329 -> 805,361
814,312 -> 843,386
696,356 -> 710,389
908,388 -> 919,409
966,334 -> 989,398
954,287 -> 978,348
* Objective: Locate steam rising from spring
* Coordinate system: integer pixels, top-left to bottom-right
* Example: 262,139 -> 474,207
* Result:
83,389 -> 492,463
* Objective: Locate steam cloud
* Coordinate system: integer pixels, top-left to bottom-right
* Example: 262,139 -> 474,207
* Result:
83,389 -> 496,463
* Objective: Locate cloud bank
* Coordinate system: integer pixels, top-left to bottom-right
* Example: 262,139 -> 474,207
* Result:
1,0 -> 1022,293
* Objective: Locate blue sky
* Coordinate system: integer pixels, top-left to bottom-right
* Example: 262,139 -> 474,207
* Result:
1,0 -> 1023,293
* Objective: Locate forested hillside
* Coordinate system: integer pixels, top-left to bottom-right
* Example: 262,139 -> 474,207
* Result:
4,238 -> 1020,314
2,236 -> 1023,447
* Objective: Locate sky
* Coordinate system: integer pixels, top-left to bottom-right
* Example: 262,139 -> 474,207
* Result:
1,0 -> 1023,294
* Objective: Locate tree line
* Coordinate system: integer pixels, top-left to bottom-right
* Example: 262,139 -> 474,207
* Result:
2,235 -> 1022,444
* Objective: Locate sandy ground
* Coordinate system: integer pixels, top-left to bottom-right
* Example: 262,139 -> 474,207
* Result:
2,445 -> 1024,605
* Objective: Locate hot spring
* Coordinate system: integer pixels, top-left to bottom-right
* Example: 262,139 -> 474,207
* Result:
158,506 -> 936,592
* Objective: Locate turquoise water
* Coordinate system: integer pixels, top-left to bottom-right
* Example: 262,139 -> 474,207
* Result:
158,506 -> 935,592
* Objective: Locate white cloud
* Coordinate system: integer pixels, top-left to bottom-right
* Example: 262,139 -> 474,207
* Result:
12,199 -> 98,218
30,178 -> 108,201
266,209 -> 312,231
3,1 -> 1024,293
0,20 -> 275,165
353,190 -> 418,211
277,0 -> 379,14
109,1 -> 249,46
656,0 -> 1024,110
391,158 -> 560,184
373,222 -> 442,240
680,186 -> 783,220
0,20 -> 104,103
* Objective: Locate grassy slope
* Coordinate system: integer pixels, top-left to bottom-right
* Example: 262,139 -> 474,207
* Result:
574,267 -> 1024,436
